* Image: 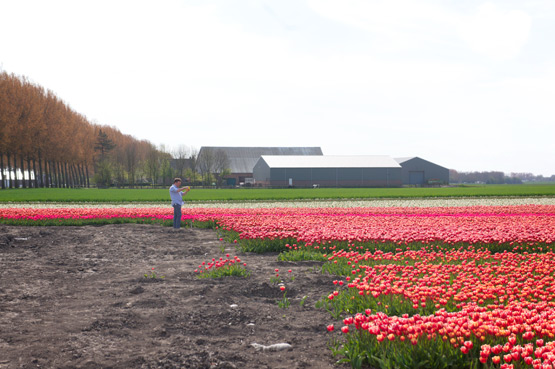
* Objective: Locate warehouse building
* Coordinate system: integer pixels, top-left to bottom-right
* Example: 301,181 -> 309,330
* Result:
253,155 -> 402,187
198,146 -> 323,186
395,157 -> 450,185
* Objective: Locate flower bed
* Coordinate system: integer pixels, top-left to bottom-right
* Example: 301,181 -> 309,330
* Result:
324,248 -> 555,368
2,204 -> 555,368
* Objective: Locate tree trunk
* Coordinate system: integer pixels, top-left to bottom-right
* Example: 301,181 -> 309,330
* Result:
58,161 -> 62,188
48,160 -> 53,188
73,163 -> 78,188
49,160 -> 54,188
51,161 -> 56,187
12,153 -> 19,189
26,157 -> 32,188
62,162 -> 68,188
77,163 -> 85,187
67,163 -> 73,188
38,155 -> 45,188
50,161 -> 57,188
32,158 -> 39,188
47,161 -> 52,187
85,165 -> 90,188
78,164 -> 83,187
7,153 -> 12,188
70,163 -> 76,188
48,161 -> 60,187
73,164 -> 79,187
47,160 -> 52,187
61,162 -> 67,188
5,155 -> 8,189
67,162 -> 73,188
20,155 -> 26,188
79,164 -> 86,187
70,163 -> 75,188
43,159 -> 49,188
56,161 -> 62,188
71,163 -> 78,187
0,153 -> 5,189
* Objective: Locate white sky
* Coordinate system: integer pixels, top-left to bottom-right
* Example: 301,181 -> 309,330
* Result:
1,0 -> 554,176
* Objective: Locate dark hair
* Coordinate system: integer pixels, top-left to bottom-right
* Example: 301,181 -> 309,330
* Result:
173,178 -> 182,183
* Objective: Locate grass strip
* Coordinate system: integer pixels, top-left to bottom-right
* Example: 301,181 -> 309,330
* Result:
1,185 -> 555,203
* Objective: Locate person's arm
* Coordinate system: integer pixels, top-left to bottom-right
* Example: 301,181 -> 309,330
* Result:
178,186 -> 190,193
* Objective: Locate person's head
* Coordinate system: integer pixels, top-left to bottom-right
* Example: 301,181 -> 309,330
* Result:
173,178 -> 182,185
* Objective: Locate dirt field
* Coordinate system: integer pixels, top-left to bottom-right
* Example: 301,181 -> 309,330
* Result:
0,224 -> 350,369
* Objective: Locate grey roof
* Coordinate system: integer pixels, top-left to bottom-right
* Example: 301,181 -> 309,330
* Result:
199,146 -> 323,173
259,155 -> 402,168
395,156 -> 448,170
169,158 -> 192,170
394,157 -> 416,164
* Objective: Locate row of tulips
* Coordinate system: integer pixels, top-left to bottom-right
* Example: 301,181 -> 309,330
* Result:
2,204 -> 554,219
325,248 -> 555,310
323,247 -> 555,368
1,206 -> 554,250
2,197 -> 554,209
210,206 -> 555,250
2,204 -> 554,217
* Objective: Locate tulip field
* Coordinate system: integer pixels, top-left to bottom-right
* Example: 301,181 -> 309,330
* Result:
2,202 -> 555,368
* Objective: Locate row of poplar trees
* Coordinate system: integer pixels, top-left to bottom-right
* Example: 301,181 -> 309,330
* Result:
0,71 -> 169,189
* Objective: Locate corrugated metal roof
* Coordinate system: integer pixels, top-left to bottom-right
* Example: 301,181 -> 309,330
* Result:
199,146 -> 323,173
394,157 -> 416,164
260,155 -> 402,168
395,156 -> 449,170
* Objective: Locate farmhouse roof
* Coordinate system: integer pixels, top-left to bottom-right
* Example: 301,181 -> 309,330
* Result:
394,156 -> 449,170
394,157 -> 417,164
199,146 -> 323,173
259,155 -> 402,168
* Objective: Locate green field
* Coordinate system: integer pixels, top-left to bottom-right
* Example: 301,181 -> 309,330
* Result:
0,184 -> 554,202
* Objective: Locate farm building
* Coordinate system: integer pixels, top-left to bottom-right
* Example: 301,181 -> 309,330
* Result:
198,146 -> 323,186
394,157 -> 450,185
253,155 -> 402,187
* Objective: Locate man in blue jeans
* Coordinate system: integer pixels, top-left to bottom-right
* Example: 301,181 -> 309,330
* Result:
169,178 -> 190,229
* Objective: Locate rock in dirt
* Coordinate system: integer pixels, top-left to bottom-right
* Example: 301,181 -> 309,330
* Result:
250,343 -> 292,352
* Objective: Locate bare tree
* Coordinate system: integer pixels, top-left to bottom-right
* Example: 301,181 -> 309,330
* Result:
157,145 -> 173,186
213,149 -> 230,187
144,144 -> 160,187
172,144 -> 190,179
197,148 -> 214,186
125,141 -> 138,187
189,147 -> 199,185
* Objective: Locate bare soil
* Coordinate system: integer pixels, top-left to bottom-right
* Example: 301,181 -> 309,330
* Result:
0,224 -> 349,369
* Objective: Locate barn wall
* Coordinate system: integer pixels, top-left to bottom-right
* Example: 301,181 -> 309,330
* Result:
265,167 -> 402,187
253,159 -> 271,184
310,168 -> 332,181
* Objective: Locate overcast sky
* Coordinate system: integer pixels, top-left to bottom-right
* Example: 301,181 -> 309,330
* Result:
1,0 -> 554,176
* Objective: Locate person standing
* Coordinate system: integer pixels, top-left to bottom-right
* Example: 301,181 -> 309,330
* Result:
169,178 -> 190,229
